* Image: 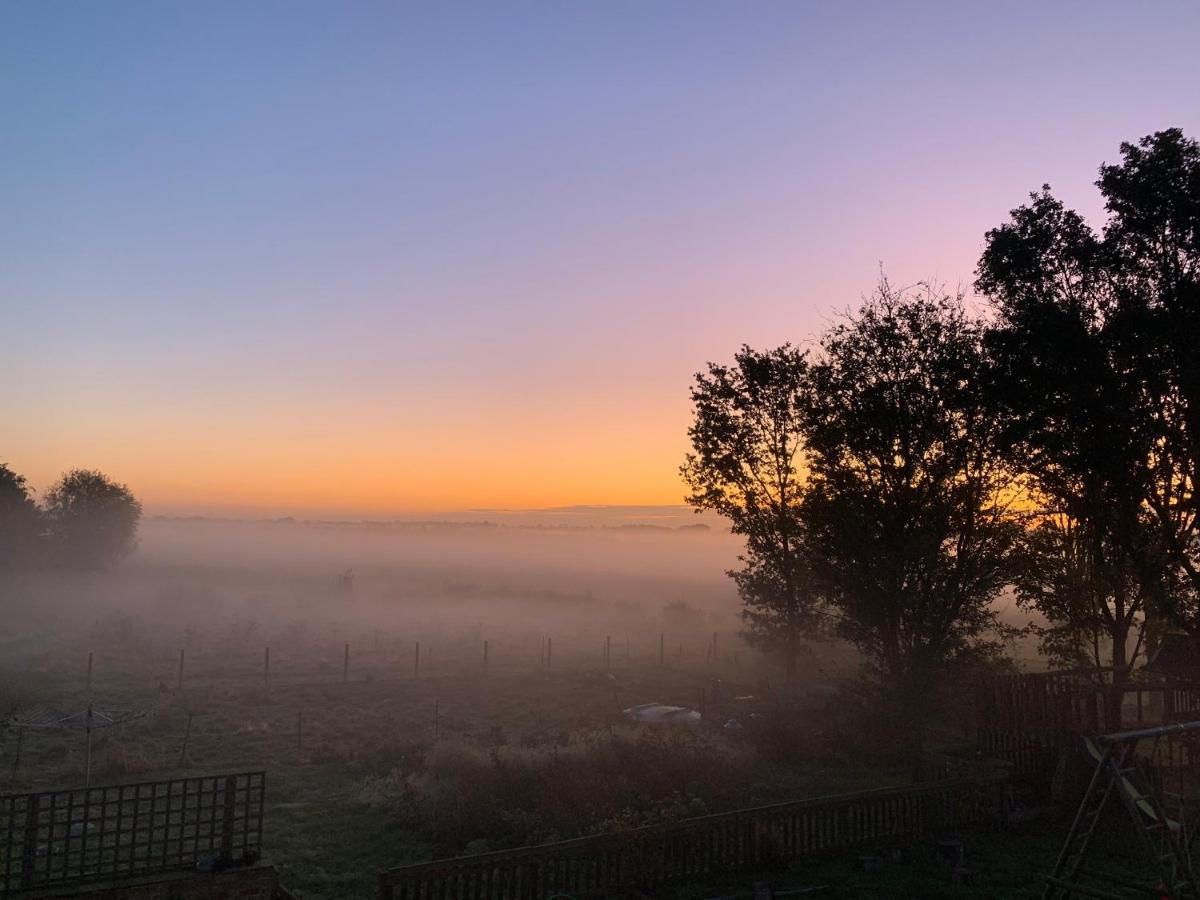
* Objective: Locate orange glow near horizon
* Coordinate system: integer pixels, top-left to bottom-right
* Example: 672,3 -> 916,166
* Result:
5,394 -> 698,515
8,5 -> 1198,516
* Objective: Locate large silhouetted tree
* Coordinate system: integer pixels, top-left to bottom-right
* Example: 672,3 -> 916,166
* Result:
1099,130 -> 1200,644
977,129 -> 1200,724
44,469 -> 142,570
977,187 -> 1160,727
682,345 -> 821,677
801,281 -> 1019,741
0,464 -> 42,569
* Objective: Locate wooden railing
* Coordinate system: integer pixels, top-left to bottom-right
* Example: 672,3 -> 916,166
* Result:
0,771 -> 265,896
378,775 -> 1007,899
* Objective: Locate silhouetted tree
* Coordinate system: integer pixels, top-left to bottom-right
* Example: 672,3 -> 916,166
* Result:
44,469 -> 141,570
801,281 -> 1019,744
1009,513 -> 1171,703
977,187 -> 1160,726
0,463 -> 42,568
682,345 -> 821,677
1098,130 -> 1200,646
977,130 -> 1200,723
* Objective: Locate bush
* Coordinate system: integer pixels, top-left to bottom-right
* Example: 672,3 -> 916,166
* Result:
360,727 -> 767,852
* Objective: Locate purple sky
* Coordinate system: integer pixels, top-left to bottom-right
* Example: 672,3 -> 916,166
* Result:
3,1 -> 1198,513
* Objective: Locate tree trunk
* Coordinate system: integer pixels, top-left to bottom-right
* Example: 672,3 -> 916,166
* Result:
1107,623 -> 1129,731
784,633 -> 797,680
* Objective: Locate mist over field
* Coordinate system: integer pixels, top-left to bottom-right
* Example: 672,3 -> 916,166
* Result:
3,507 -> 738,641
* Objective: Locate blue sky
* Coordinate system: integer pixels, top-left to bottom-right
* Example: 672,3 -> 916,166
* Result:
3,1 -> 1199,513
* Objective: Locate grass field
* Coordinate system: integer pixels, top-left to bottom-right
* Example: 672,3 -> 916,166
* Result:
0,537 -> 1097,900
2,615 -> 916,898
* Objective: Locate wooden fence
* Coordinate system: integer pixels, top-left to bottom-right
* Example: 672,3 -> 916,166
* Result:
975,673 -> 1200,788
378,775 -> 1008,900
0,771 -> 265,896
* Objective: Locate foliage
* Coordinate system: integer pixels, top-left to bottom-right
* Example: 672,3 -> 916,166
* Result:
0,463 -> 42,568
977,129 -> 1200,724
43,469 -> 142,570
800,281 -> 1020,736
360,728 -> 769,852
1099,130 -> 1200,642
682,345 -> 822,676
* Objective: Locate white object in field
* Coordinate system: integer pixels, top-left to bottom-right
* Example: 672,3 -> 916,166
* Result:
622,703 -> 702,724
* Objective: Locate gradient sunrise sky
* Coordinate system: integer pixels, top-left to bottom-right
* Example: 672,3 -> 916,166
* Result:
3,2 -> 1199,516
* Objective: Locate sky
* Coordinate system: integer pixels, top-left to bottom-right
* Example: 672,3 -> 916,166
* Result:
3,1 -> 1199,516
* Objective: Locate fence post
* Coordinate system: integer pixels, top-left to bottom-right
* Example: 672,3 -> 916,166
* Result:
12,726 -> 23,780
179,712 -> 194,767
85,704 -> 93,788
220,775 -> 237,862
21,794 -> 40,888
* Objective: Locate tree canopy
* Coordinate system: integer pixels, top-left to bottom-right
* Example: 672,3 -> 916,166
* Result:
975,129 -> 1200,725
0,463 -> 42,569
681,345 -> 821,677
801,282 -> 1019,730
43,469 -> 142,570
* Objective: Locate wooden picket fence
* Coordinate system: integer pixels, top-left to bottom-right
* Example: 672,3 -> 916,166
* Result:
377,775 -> 1007,899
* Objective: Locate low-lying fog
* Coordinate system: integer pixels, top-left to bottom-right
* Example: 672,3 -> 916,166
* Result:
1,504 -> 1037,684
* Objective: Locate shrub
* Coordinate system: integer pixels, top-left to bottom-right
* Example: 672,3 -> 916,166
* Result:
360,727 -> 766,852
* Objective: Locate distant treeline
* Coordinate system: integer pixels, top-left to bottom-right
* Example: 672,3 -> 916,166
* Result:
0,466 -> 141,570
684,127 -> 1200,740
149,516 -> 712,535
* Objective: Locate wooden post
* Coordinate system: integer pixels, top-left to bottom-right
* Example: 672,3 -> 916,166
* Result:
179,711 -> 193,766
343,642 -> 350,682
414,641 -> 420,679
177,649 -> 185,690
220,775 -> 236,862
85,703 -> 93,788
12,726 -> 23,780
264,646 -> 270,687
20,792 -> 38,888
86,650 -> 94,692
483,640 -> 489,675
